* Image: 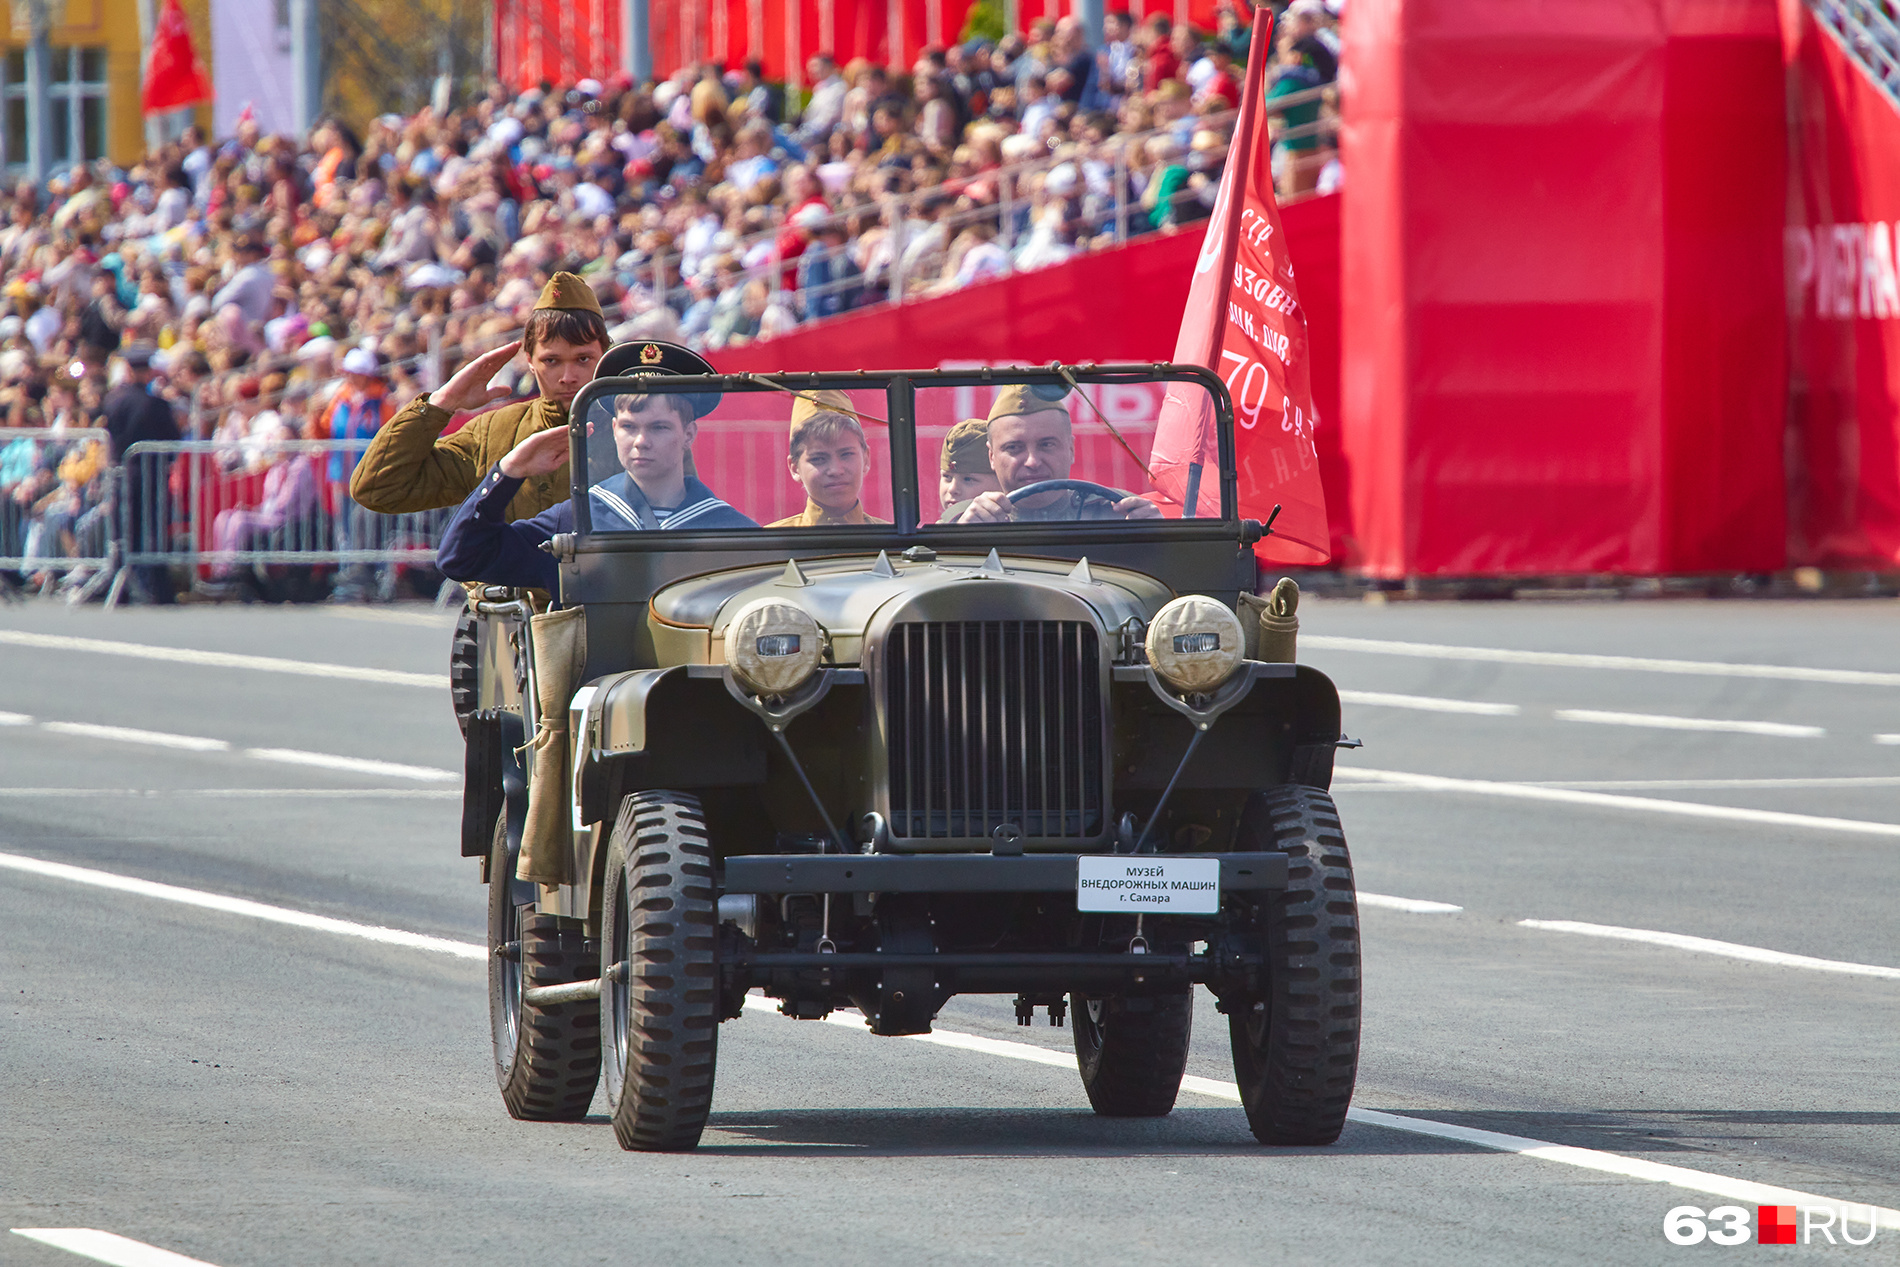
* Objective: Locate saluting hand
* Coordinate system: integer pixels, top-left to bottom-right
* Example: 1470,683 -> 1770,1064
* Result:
498,425 -> 570,479
428,339 -> 523,413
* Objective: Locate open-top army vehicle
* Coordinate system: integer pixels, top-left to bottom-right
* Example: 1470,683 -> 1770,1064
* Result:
460,364 -> 1359,1151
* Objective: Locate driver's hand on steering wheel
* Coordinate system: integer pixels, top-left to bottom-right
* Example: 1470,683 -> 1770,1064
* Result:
957,491 -> 1013,524
1113,496 -> 1162,520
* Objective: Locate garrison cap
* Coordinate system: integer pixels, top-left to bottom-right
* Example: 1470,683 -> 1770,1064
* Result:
940,417 -> 992,474
533,271 -> 605,315
787,388 -> 866,453
985,381 -> 1071,427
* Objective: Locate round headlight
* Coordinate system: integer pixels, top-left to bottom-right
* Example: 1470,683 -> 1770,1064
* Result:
724,598 -> 823,697
1145,596 -> 1245,693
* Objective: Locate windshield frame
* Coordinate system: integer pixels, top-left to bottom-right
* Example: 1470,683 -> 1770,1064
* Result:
564,363 -> 1241,550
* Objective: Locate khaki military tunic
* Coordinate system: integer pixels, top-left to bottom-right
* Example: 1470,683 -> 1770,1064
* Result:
349,394 -> 570,521
765,500 -> 889,529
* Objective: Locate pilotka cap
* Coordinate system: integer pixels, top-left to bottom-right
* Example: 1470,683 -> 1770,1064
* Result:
533,271 -> 604,316
787,388 -> 866,452
940,418 -> 992,474
985,381 -> 1071,426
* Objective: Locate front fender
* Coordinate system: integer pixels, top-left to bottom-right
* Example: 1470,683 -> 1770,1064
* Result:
1111,662 -> 1345,792
579,667 -> 771,825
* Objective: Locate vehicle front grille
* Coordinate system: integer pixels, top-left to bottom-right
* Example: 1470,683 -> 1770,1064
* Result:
885,620 -> 1105,841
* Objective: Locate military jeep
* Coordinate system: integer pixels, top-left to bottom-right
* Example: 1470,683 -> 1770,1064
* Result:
460,365 -> 1360,1152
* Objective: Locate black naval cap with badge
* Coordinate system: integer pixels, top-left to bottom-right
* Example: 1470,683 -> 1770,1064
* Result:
584,340 -> 723,484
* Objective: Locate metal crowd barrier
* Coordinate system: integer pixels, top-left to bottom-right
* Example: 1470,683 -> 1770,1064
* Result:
0,428 -> 117,594
107,438 -> 455,605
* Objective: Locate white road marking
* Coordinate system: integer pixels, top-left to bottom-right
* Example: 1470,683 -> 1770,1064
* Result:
1553,709 -> 1825,739
39,722 -> 231,752
1359,892 -> 1463,914
245,748 -> 457,782
1877,734 -> 1900,745
1528,776 -> 1900,790
8,860 -> 1891,1220
19,717 -> 457,782
0,788 -> 460,798
1339,1111 -> 1900,1228
0,851 -> 484,961
1337,773 -> 1900,791
1341,767 -> 1900,839
10,1229 -> 223,1267
0,630 -> 446,689
1338,690 -> 1520,716
1302,634 -> 1900,687
0,710 -> 32,725
319,607 -> 458,627
1518,920 -> 1900,980
739,997 -> 1900,1227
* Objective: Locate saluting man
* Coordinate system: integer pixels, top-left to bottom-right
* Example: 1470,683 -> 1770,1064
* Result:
767,389 -> 889,528
349,272 -> 609,521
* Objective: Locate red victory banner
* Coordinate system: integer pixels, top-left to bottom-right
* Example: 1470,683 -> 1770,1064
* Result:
142,0 -> 213,117
1150,7 -> 1328,565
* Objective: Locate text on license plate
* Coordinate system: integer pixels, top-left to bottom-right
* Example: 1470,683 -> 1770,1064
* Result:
1075,856 -> 1221,914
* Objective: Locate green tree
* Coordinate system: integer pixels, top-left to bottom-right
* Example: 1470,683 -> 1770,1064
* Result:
961,0 -> 1006,44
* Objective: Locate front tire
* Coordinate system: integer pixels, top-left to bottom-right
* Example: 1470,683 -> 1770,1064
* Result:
600,791 -> 720,1152
1229,786 -> 1360,1145
487,813 -> 601,1120
449,604 -> 479,736
1072,990 -> 1193,1116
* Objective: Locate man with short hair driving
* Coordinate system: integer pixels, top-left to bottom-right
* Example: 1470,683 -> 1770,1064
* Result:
948,384 -> 1163,524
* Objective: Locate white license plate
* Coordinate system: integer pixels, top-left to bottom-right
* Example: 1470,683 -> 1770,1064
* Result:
1076,856 -> 1221,914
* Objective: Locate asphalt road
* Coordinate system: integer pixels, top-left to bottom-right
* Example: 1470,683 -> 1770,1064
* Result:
1,596 -> 1896,1266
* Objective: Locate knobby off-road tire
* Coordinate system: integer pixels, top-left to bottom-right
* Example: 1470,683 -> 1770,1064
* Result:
487,814 -> 601,1119
449,604 -> 480,736
600,791 -> 719,1152
1072,990 -> 1193,1117
1229,785 -> 1361,1145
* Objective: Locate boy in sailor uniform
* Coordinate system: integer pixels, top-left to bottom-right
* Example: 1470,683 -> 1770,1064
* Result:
437,341 -> 756,594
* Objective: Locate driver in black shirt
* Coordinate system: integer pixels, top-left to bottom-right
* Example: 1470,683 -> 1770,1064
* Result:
948,383 -> 1163,523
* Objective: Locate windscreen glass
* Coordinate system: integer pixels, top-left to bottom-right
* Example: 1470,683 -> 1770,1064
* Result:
578,382 -> 894,532
915,376 -> 1227,526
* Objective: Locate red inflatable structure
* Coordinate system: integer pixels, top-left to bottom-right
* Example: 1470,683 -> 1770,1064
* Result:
1782,0 -> 1900,567
1338,0 -> 1790,577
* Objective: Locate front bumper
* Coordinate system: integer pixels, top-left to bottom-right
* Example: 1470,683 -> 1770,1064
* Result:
721,851 -> 1289,895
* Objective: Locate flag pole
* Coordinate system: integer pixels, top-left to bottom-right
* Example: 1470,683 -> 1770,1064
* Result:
1184,7 -> 1274,517
1209,7 -> 1275,359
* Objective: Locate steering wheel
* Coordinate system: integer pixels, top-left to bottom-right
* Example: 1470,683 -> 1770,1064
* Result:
1005,479 -> 1129,507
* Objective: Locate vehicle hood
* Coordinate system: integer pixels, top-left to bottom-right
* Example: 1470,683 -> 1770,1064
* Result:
648,551 -> 1173,665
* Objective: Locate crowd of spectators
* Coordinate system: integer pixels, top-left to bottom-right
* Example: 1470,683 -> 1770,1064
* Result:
0,0 -> 1340,595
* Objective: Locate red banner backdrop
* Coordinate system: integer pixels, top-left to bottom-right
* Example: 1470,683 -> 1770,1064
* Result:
706,195 -> 1347,555
1339,0 -> 1788,577
496,0 -> 981,89
492,0 -> 1249,89
1782,0 -> 1900,567
495,0 -> 624,93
